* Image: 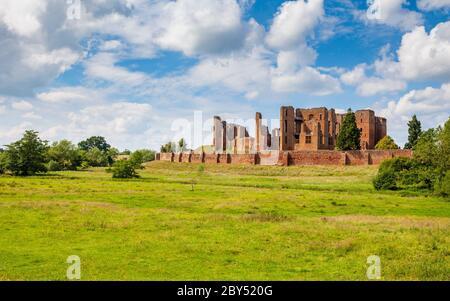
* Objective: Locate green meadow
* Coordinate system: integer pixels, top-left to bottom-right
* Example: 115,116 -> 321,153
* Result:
0,161 -> 448,280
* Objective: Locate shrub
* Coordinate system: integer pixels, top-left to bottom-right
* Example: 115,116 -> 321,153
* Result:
375,136 -> 399,150
129,149 -> 155,167
47,160 -> 62,172
47,140 -> 81,170
435,171 -> 450,197
373,169 -> 398,191
0,152 -> 7,174
111,160 -> 139,179
374,157 -> 416,191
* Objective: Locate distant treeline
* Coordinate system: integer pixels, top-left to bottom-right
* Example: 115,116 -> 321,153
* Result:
0,131 -> 155,176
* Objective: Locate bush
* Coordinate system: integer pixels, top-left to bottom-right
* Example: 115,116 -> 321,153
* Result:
435,171 -> 450,197
0,152 -> 7,174
379,157 -> 413,172
47,140 -> 81,170
374,157 -> 416,191
373,169 -> 398,191
47,160 -> 62,172
129,149 -> 155,167
375,136 -> 399,150
111,160 -> 139,179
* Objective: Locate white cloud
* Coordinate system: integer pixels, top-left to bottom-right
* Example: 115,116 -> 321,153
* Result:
11,100 -> 33,111
266,0 -> 324,50
271,66 -> 342,95
84,53 -> 148,86
366,0 -> 423,31
0,0 -> 47,37
37,87 -> 102,103
22,112 -> 43,120
155,0 -> 247,56
417,0 -> 450,11
187,48 -> 271,96
341,64 -> 406,96
376,83 -> 450,145
397,21 -> 450,80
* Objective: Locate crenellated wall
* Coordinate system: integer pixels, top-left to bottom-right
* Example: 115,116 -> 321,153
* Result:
157,150 -> 412,166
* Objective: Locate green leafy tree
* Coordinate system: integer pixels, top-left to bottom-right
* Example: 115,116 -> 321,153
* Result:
336,109 -> 361,151
436,118 -> 450,177
413,128 -> 439,166
404,115 -> 422,149
110,160 -> 139,179
0,151 -> 7,174
78,136 -> 111,153
78,137 -> 116,166
4,130 -> 49,176
82,147 -> 109,167
178,138 -> 187,152
375,136 -> 399,150
160,142 -> 175,153
130,149 -> 156,167
47,140 -> 81,171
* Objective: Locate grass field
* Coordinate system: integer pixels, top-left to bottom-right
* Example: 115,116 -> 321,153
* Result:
0,161 -> 449,280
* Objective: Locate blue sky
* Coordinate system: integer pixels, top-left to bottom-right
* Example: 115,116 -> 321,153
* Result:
0,0 -> 449,150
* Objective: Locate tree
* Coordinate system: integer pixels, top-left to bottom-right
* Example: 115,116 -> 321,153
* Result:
47,140 -> 81,171
0,151 -> 7,174
178,138 -> 187,152
404,115 -> 422,149
413,128 -> 439,166
4,130 -> 49,176
110,160 -> 139,179
375,136 -> 399,150
78,137 -> 116,166
336,109 -> 361,151
78,136 -> 111,153
160,142 -> 175,153
82,147 -> 109,167
435,118 -> 450,181
129,149 -> 156,167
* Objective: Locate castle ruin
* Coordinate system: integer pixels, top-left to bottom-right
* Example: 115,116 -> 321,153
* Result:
213,106 -> 387,154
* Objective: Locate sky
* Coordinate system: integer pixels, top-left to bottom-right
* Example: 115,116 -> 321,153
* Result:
0,0 -> 449,151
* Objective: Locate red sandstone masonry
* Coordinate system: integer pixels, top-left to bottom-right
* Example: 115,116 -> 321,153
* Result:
289,150 -> 343,166
157,150 -> 413,166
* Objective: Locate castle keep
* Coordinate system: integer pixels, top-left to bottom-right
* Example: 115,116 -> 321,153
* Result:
213,106 -> 387,154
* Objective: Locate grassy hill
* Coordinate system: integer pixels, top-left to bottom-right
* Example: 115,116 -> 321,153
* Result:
0,161 -> 448,280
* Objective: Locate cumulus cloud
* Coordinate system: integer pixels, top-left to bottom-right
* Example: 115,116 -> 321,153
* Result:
397,21 -> 450,80
417,0 -> 450,11
155,0 -> 247,56
264,0 -> 341,96
37,87 -> 103,103
272,66 -> 342,95
366,0 -> 423,31
376,83 -> 450,144
11,100 -> 33,111
266,0 -> 324,50
341,64 -> 406,96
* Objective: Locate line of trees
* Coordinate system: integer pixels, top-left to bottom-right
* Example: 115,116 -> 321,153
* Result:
0,130 -> 155,177
160,138 -> 188,153
373,116 -> 450,196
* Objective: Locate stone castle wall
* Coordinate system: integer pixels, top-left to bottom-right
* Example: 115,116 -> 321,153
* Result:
158,150 -> 412,166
